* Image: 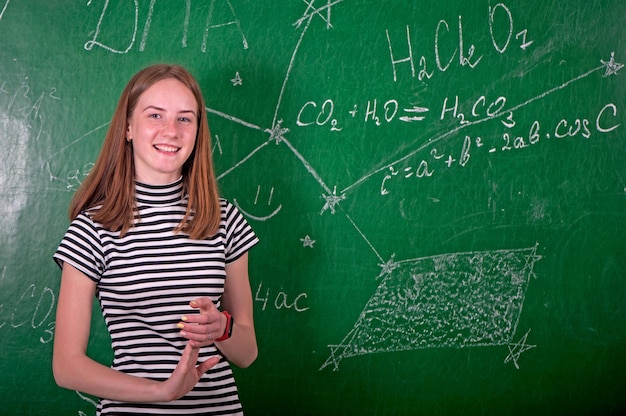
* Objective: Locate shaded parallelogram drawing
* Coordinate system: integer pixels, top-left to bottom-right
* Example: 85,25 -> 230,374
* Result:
321,244 -> 541,371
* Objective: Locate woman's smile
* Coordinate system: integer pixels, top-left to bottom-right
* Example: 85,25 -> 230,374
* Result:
126,78 -> 198,185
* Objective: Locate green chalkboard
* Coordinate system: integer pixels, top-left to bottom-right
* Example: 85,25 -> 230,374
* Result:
1,1 -> 625,415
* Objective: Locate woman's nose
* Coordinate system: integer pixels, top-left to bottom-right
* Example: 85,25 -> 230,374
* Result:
161,117 -> 178,137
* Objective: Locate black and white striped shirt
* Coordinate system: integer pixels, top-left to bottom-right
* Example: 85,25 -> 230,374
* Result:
54,178 -> 259,415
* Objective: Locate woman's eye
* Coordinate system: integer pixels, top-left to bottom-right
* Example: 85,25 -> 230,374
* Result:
149,113 -> 161,119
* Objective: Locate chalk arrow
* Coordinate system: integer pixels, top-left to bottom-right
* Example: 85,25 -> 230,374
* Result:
399,106 -> 429,122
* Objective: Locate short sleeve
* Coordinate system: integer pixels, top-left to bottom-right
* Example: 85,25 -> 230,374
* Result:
222,200 -> 259,263
53,213 -> 106,283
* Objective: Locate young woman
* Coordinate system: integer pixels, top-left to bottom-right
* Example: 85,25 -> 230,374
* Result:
53,64 -> 259,415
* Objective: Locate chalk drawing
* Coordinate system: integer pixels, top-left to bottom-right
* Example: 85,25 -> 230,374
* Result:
601,52 -> 624,77
320,244 -> 541,371
233,185 -> 282,221
300,235 -> 315,248
38,1 -> 623,371
231,71 -> 243,86
0,0 -> 9,22
320,186 -> 345,215
504,328 -> 536,370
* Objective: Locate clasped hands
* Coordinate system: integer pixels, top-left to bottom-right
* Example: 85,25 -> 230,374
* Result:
177,297 -> 227,348
163,297 -> 225,401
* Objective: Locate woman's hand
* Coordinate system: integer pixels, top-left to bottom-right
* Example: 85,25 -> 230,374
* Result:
177,297 -> 226,347
160,343 -> 220,401
54,264 -> 220,403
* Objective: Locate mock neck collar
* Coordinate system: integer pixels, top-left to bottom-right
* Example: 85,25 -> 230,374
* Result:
135,177 -> 184,207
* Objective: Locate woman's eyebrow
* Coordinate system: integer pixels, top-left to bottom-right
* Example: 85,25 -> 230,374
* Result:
142,105 -> 197,116
142,105 -> 166,112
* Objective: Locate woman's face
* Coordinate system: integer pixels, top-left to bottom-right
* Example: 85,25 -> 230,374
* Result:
127,78 -> 198,185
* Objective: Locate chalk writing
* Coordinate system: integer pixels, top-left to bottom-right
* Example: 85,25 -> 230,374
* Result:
42,0 -> 624,374
42,121 -> 108,191
84,0 -> 248,54
341,53 -> 623,196
0,280 -> 56,344
377,101 -> 621,194
489,3 -> 534,52
386,3 -> 533,82
440,95 -> 514,127
44,161 -> 94,192
194,1 -> 620,370
295,92 -> 620,146
254,281 -> 309,313
0,79 -> 59,141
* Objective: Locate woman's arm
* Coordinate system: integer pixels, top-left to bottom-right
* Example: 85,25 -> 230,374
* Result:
53,263 -> 218,402
179,253 -> 258,368
217,252 -> 258,368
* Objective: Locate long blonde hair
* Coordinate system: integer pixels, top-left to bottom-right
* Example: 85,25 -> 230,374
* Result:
69,64 -> 221,239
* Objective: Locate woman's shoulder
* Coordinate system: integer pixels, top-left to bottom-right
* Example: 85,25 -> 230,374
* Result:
68,207 -> 108,233
218,197 -> 239,216
218,197 -> 236,211
218,198 -> 250,224
71,209 -> 96,225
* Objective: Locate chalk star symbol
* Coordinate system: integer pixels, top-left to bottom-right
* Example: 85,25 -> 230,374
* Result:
231,72 -> 243,86
294,0 -> 338,29
320,186 -> 345,215
504,328 -> 536,369
601,52 -> 624,77
377,254 -> 399,279
265,120 -> 290,144
522,243 -> 542,274
300,235 -> 316,248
